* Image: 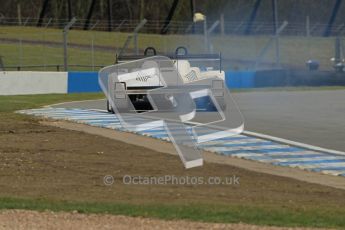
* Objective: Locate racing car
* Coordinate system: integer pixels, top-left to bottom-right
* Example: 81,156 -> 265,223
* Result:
106,47 -> 226,113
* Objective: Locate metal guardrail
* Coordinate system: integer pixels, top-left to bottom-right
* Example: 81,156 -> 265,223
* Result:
3,64 -> 105,71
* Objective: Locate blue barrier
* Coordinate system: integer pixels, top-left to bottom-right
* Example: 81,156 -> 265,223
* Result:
67,72 -> 101,93
67,71 -> 257,93
225,71 -> 255,88
67,70 -> 345,93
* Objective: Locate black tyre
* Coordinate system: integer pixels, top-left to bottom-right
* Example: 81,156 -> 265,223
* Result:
106,100 -> 114,113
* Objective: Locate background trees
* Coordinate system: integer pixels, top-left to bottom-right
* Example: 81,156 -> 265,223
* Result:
1,0 -> 343,27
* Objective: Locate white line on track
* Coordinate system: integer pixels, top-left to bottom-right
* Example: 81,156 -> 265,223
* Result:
243,130 -> 345,157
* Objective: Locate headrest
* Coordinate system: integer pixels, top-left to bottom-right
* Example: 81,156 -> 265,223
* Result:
174,60 -> 191,76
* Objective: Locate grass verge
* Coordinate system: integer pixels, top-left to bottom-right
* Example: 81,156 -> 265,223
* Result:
0,197 -> 344,229
0,93 -> 104,113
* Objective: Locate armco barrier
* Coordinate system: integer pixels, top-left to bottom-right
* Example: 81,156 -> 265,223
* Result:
67,71 -> 258,93
0,71 -> 67,95
0,70 -> 286,96
227,70 -> 345,88
225,71 -> 255,88
254,70 -> 345,87
67,72 -> 101,93
2,70 -> 344,96
0,70 -> 259,96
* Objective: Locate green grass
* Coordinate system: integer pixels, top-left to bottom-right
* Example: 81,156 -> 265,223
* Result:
0,26 -> 338,70
0,197 -> 344,228
0,43 -> 115,71
0,26 -> 195,51
0,93 -> 104,113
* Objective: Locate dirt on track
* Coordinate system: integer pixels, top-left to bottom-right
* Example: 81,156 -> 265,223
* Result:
0,209 -> 328,230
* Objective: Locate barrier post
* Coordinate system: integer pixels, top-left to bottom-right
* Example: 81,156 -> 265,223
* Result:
63,17 -> 77,71
118,19 -> 147,56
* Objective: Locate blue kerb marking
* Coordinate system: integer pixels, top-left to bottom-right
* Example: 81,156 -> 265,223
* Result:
311,166 -> 345,172
275,159 -> 345,166
240,154 -> 325,161
137,128 -> 212,136
202,136 -> 252,142
68,118 -> 119,122
199,141 -> 274,148
220,147 -> 303,156
139,128 -> 191,133
234,153 -> 322,161
137,129 -> 164,133
144,131 -> 252,143
145,133 -> 169,138
83,120 -> 121,125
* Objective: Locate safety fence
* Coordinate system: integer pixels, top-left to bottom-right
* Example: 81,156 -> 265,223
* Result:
2,18 -> 345,36
2,16 -> 345,73
1,28 -> 344,72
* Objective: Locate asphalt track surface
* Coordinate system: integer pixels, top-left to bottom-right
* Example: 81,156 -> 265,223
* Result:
52,90 -> 345,152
